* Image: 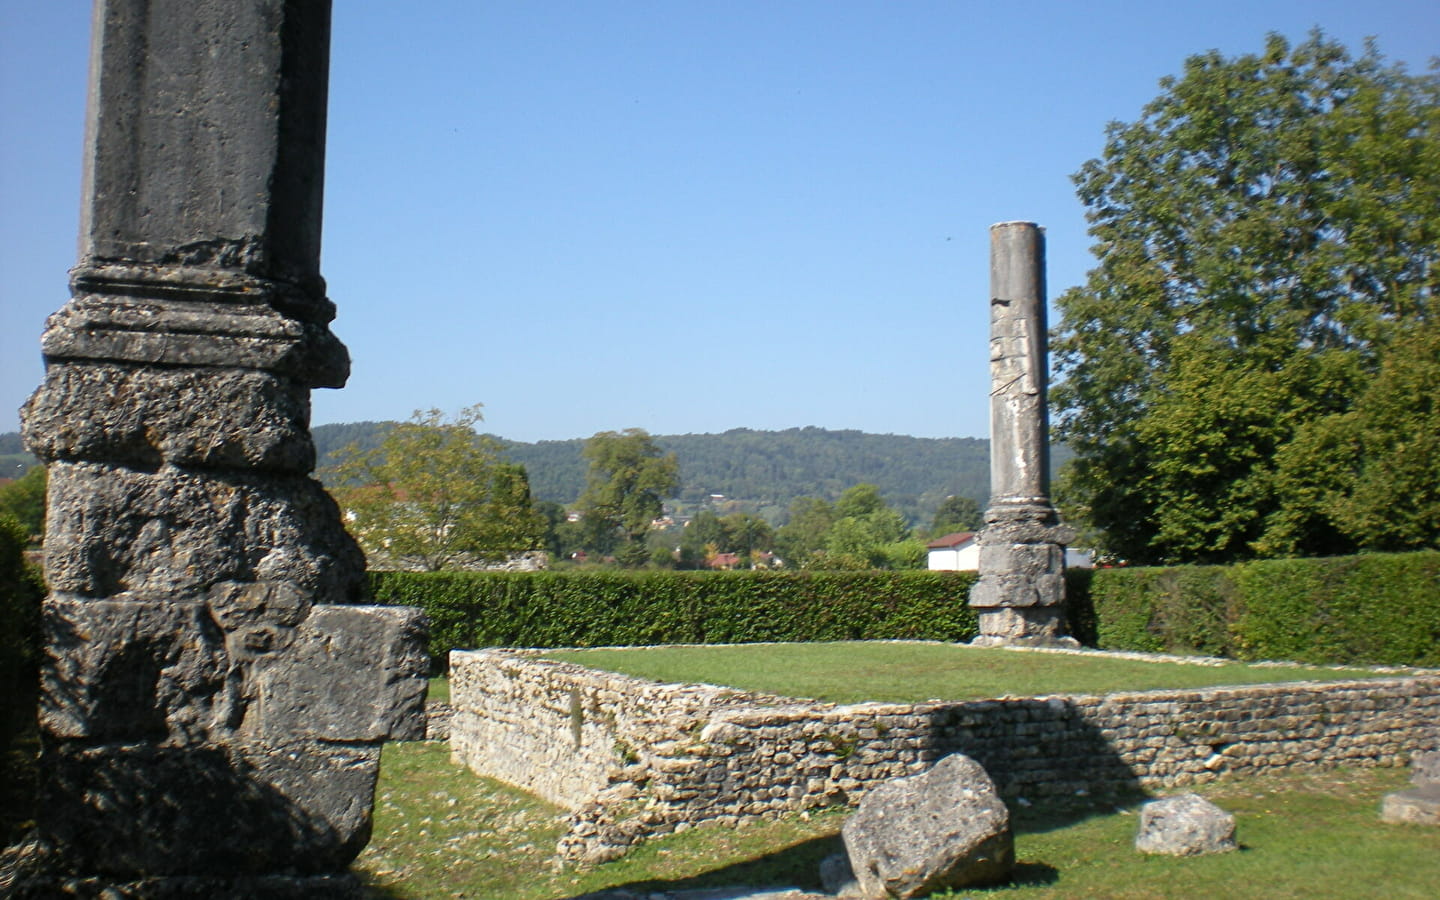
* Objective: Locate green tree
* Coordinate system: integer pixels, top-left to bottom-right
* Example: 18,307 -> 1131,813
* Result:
929,494 -> 983,536
1054,32 -> 1440,564
576,428 -> 680,567
773,496 -> 836,569
0,466 -> 45,544
823,484 -> 915,569
1260,321 -> 1440,554
329,406 -> 545,571
677,510 -> 726,569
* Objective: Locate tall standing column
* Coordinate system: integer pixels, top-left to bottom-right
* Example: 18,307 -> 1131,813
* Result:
968,222 -> 1077,646
16,2 -> 427,896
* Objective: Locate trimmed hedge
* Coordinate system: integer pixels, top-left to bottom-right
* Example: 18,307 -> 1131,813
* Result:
373,552 -> 1440,671
0,515 -> 42,726
1076,551 -> 1440,667
368,569 -> 979,671
1,515 -> 43,846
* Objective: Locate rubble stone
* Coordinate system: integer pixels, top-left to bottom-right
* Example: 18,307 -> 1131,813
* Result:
1134,793 -> 1238,856
841,753 -> 1013,898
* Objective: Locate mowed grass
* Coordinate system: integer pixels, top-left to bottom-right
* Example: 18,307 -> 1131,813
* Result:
355,742 -> 1440,899
540,641 -> 1408,704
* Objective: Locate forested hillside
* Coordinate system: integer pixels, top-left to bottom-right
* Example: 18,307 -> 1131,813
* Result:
312,423 -> 995,525
2,424 -> 1070,526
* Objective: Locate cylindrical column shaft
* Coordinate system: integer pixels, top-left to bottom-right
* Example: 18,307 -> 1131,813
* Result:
988,221 -> 1051,507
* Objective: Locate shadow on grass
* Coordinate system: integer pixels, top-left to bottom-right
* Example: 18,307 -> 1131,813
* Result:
551,806 -> 1096,899
556,838 -> 1064,899
562,832 -> 843,898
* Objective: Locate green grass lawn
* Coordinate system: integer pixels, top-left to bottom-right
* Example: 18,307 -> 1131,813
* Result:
426,676 -> 449,704
354,742 -> 1439,899
538,641 -> 1409,704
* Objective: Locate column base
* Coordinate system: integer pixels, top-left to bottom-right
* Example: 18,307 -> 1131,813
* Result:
971,607 -> 1079,649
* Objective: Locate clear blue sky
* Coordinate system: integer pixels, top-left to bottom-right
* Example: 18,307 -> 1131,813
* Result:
2,2 -> 1436,442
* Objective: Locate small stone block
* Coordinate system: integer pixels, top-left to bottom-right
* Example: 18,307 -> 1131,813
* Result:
1381,785 -> 1440,825
252,604 -> 429,742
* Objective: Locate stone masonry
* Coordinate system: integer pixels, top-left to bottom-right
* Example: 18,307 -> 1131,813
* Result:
970,222 -> 1076,646
15,2 -> 427,896
450,648 -> 1440,864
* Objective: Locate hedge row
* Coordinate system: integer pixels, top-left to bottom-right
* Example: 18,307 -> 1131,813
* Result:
1,516 -> 44,845
1071,551 -> 1440,667
0,516 -> 43,725
368,569 -> 980,670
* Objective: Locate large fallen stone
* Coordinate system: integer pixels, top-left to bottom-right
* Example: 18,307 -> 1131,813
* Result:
841,753 -> 1013,899
1134,793 -> 1237,856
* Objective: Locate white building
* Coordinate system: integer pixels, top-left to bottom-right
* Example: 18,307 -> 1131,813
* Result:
926,530 -> 1095,571
925,532 -> 979,571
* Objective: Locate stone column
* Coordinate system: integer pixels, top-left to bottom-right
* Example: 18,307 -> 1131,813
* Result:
15,2 -> 427,896
968,222 -> 1077,647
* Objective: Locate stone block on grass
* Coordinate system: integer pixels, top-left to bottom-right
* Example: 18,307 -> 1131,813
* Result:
1134,793 -> 1237,856
841,753 -> 1013,899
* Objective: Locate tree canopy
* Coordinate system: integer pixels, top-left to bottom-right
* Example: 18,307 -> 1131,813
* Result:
1054,31 -> 1440,564
929,494 -> 984,537
772,484 -> 926,571
327,406 -> 545,571
576,428 -> 680,567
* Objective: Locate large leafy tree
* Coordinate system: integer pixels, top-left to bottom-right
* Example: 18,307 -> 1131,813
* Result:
677,510 -> 775,569
825,484 -> 918,569
1261,320 -> 1440,555
773,496 -> 837,568
329,406 -> 545,571
1054,32 -> 1440,564
576,428 -> 680,567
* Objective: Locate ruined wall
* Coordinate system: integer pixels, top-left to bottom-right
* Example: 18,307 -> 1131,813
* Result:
449,648 -> 1440,864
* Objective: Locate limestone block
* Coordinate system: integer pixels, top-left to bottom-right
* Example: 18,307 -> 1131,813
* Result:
41,596 -> 228,743
1381,785 -> 1440,825
41,461 -> 367,602
23,361 -> 316,471
1134,793 -> 1237,856
251,604 -> 430,743
972,608 -> 1076,646
842,753 -> 1013,899
38,291 -> 349,388
39,740 -> 381,876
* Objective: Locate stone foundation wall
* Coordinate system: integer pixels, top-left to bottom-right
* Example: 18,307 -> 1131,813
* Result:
449,648 -> 1440,864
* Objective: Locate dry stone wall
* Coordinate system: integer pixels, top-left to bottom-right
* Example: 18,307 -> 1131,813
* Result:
449,648 -> 1440,864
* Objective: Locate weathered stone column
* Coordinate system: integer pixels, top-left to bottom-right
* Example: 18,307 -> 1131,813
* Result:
968,222 -> 1077,647
15,2 -> 427,896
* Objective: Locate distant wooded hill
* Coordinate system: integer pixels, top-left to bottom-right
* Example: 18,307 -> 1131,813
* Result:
311,423 -> 998,525
1,425 -> 1069,526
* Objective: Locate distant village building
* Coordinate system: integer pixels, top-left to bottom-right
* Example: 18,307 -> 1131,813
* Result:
926,532 -> 979,571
